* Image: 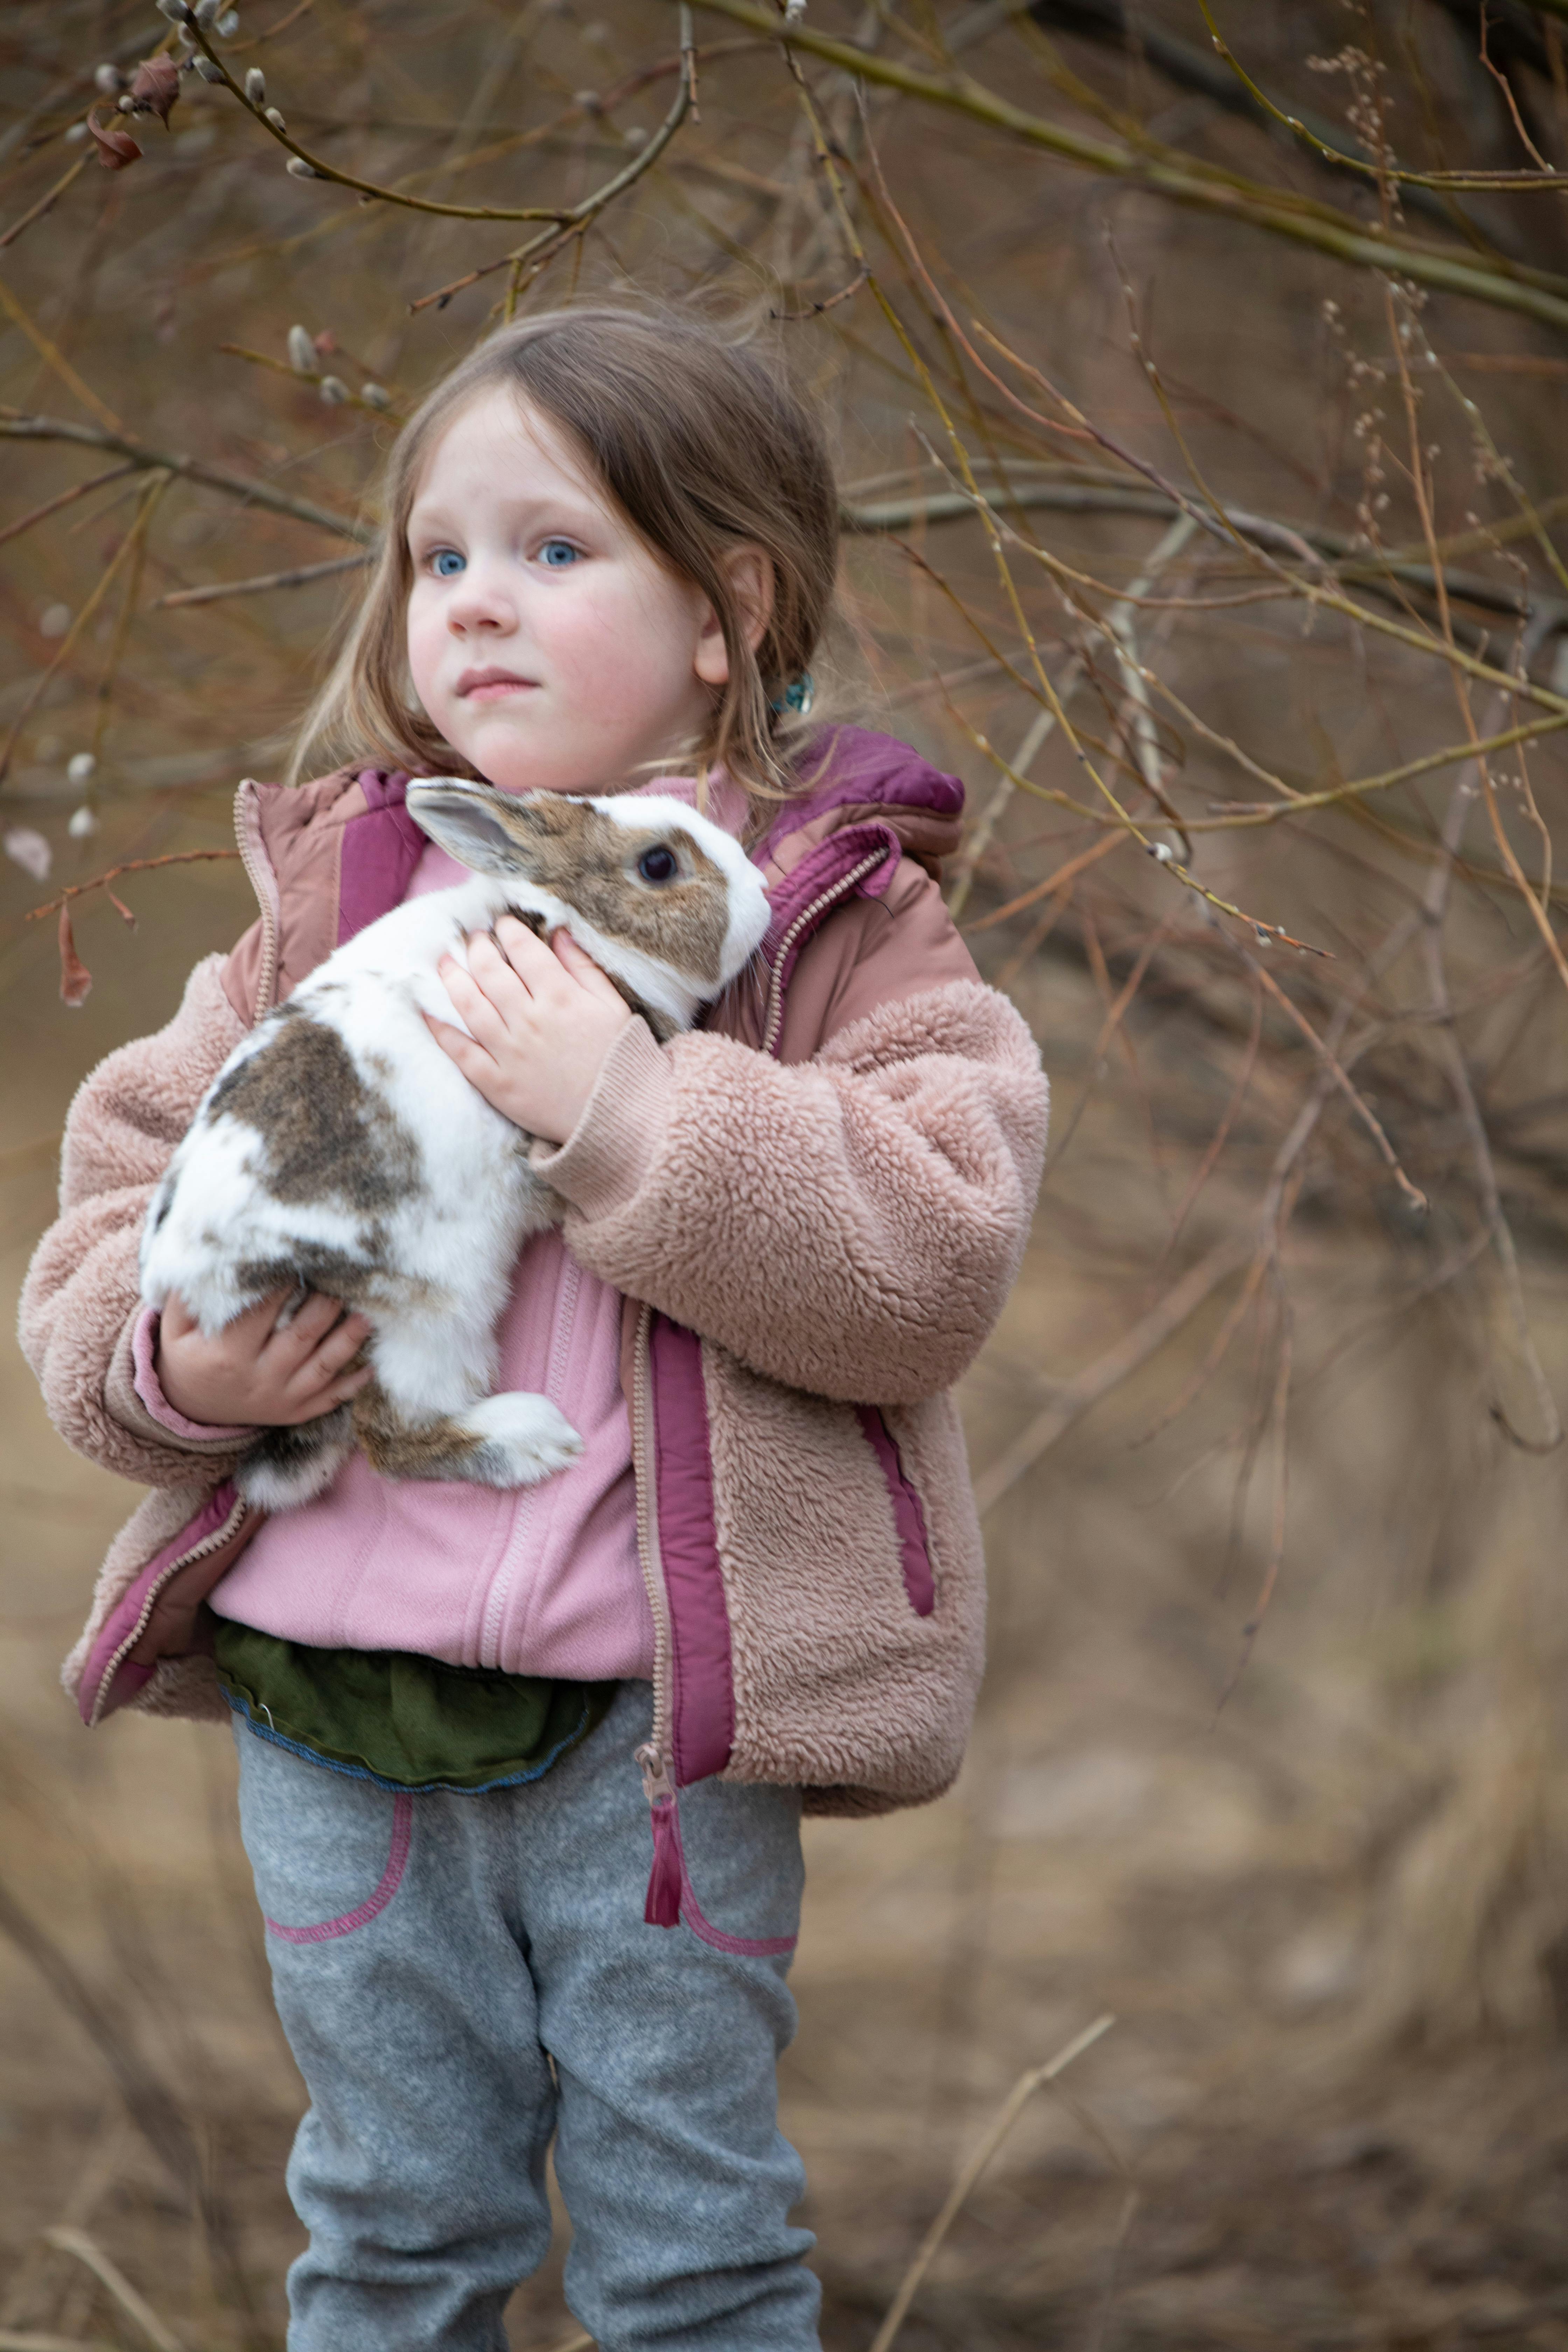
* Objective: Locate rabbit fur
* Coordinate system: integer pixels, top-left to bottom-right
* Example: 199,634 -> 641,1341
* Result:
139,780 -> 771,1511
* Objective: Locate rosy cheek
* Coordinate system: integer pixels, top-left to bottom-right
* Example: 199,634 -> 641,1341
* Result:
406,608 -> 447,706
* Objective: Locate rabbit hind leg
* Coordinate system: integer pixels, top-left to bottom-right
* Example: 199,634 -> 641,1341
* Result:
352,1379 -> 582,1488
237,1408 -> 355,1510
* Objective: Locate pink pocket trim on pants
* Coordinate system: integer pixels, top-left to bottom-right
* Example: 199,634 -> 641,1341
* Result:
264,1792 -> 413,1944
645,1792 -> 796,1957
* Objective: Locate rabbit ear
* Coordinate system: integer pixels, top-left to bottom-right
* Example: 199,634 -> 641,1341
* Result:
405,779 -> 570,877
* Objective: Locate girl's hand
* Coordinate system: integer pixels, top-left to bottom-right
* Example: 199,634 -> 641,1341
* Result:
155,1288 -> 373,1428
426,918 -> 632,1144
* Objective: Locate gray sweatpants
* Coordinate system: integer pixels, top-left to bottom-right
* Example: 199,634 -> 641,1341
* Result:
234,1681 -> 819,2352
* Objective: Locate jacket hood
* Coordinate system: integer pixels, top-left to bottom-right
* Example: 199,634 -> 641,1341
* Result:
757,725 -> 964,881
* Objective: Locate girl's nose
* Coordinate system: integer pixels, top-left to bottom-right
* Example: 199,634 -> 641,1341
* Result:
444,561 -> 516,636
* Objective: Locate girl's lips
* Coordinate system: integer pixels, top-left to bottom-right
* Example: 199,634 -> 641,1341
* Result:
462,678 -> 538,704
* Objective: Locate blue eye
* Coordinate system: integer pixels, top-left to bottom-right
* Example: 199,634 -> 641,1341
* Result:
539,538 -> 581,568
431,550 -> 465,578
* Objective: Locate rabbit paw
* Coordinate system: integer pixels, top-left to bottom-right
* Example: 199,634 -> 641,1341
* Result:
459,1392 -> 584,1488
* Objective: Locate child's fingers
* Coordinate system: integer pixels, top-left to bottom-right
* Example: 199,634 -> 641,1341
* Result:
268,1288 -> 347,1354
465,929 -> 541,1020
492,914 -> 556,985
549,927 -> 626,1004
424,1007 -> 499,1084
438,947 -> 523,1054
205,1286 -> 295,1359
279,1360 -> 374,1424
301,1311 -> 372,1385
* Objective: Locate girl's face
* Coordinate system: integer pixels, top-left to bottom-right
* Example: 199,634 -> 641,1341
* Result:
405,386 -> 728,796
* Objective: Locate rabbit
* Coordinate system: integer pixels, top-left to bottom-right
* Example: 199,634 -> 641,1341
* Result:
139,780 -> 772,1512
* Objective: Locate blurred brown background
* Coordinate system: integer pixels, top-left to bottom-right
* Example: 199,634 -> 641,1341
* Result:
5,1 -> 1568,2344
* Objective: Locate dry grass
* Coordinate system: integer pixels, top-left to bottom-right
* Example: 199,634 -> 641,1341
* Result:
5,0 -> 1568,2343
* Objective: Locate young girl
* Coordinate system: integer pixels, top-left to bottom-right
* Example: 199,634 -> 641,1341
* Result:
22,308 -> 1048,2352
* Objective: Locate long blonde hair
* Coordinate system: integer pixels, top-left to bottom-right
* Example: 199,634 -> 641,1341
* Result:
289,307 -> 840,806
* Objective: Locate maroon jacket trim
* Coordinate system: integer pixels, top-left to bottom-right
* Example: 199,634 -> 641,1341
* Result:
335,770 -> 422,945
648,1313 -> 736,1785
856,1408 -> 936,1617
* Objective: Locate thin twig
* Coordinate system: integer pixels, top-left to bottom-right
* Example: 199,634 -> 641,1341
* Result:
0,153 -> 89,253
24,851 -> 243,923
41,2234 -> 182,2352
0,477 -> 172,789
868,2014 -> 1115,2352
973,1243 -> 1253,1514
0,462 -> 140,554
0,411 -> 370,544
155,553 -> 370,608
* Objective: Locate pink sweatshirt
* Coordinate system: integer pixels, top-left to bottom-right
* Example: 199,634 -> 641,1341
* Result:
132,776 -> 748,1683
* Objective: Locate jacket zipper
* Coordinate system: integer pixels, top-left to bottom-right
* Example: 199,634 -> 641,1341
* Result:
89,1494 -> 252,1728
233,781 -> 280,1019
631,1298 -> 678,1805
631,841 -> 895,1805
477,1251 -> 582,1667
760,847 -> 891,1057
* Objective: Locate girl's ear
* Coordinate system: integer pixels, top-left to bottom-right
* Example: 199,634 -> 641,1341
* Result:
694,545 -> 775,687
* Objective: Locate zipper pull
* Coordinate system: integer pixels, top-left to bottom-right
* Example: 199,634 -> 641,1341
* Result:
635,1743 -> 684,1928
635,1741 -> 676,1805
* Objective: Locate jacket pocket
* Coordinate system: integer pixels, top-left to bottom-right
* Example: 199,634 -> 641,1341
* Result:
856,1407 -> 935,1617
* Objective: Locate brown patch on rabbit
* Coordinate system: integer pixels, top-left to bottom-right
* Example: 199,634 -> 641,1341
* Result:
210,1010 -> 422,1212
410,785 -> 730,985
353,1378 -> 483,1478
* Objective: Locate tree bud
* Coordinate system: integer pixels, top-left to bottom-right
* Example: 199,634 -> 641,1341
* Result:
360,383 -> 391,410
69,805 -> 100,839
263,104 -> 286,130
155,0 -> 195,20
192,53 -> 224,79
318,374 -> 349,404
67,751 -> 97,786
245,67 -> 265,103
194,0 -> 220,22
287,323 -> 316,373
217,8 -> 240,32
94,63 -> 127,93
286,155 -> 321,177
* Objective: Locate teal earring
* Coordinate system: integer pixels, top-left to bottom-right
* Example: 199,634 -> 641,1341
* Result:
771,671 -> 815,718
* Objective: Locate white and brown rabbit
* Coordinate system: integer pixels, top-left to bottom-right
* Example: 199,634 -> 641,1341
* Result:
139,781 -> 771,1511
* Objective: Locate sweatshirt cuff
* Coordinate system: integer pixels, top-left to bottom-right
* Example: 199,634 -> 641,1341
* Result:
120,1306 -> 259,1446
529,1017 -> 674,1222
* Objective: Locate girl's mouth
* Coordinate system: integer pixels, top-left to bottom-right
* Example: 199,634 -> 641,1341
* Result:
456,667 -> 540,703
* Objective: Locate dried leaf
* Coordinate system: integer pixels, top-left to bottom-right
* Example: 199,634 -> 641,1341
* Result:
4,826 -> 51,881
129,55 -> 181,125
58,905 -> 92,1007
87,107 -> 143,169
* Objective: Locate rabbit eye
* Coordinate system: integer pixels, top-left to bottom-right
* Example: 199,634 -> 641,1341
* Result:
637,846 -> 679,885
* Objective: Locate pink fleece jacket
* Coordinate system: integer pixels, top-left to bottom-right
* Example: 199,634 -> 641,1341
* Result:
131,777 -> 746,1682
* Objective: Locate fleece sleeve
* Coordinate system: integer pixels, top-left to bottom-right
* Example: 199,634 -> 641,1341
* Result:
536,972 -> 1049,1406
17,955 -> 254,1485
